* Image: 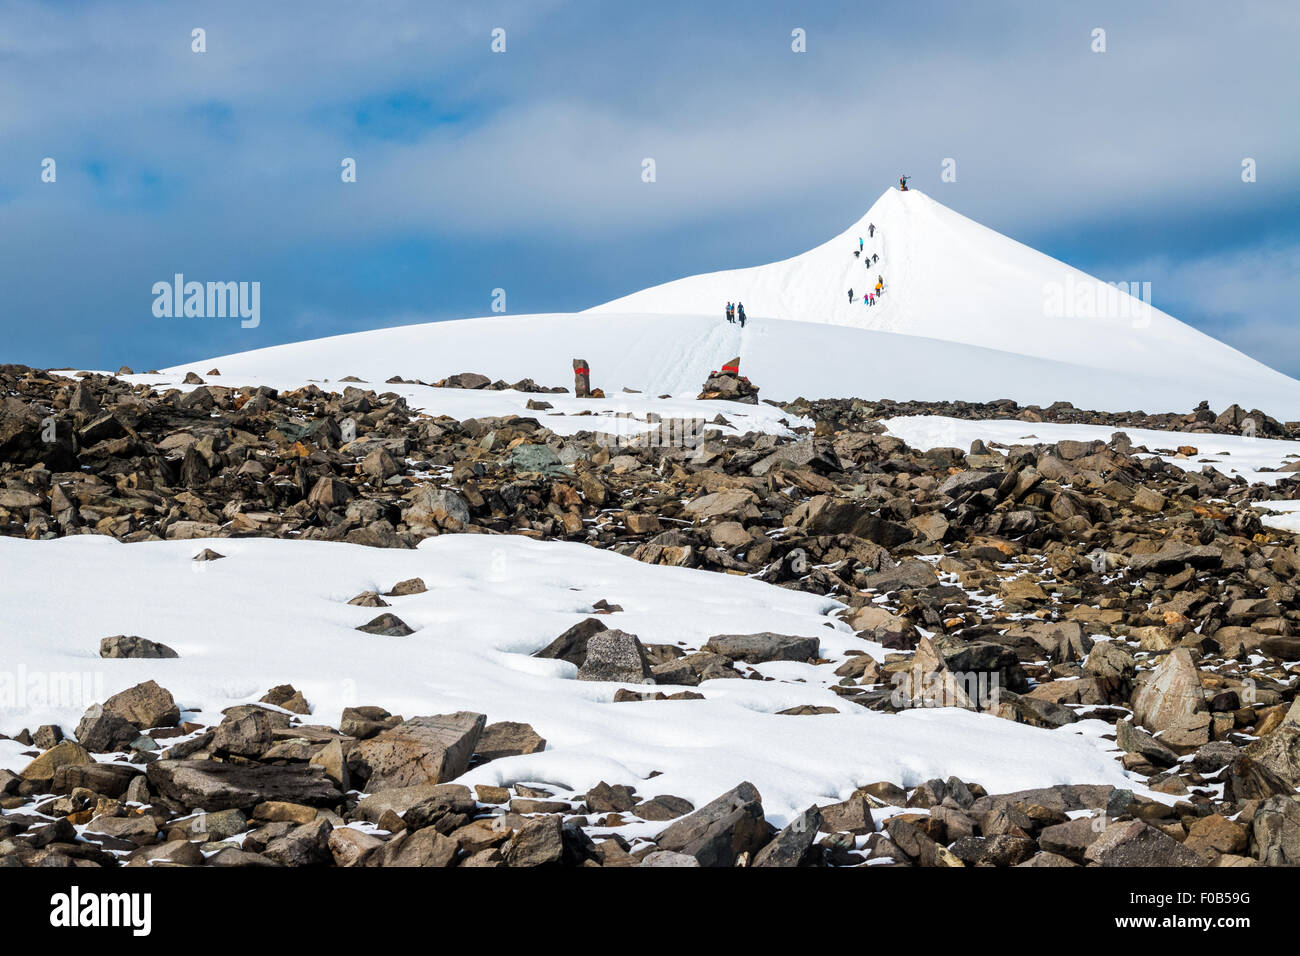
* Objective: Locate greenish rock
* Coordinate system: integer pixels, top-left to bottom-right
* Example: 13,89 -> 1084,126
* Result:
508,443 -> 568,476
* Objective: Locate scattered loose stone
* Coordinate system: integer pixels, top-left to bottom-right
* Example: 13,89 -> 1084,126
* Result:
577,630 -> 653,683
474,721 -> 546,763
355,613 -> 415,636
654,782 -> 771,867
99,635 -> 179,659
384,577 -> 427,596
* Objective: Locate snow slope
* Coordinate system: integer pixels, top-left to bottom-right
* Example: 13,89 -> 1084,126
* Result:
166,311 -> 1300,417
592,187 -> 1293,387
160,186 -> 1300,416
0,534 -> 1140,825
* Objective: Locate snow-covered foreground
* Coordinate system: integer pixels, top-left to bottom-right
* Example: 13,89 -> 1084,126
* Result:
0,535 -> 1138,825
884,415 -> 1300,486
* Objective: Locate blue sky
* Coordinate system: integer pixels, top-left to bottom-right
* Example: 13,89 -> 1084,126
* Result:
2,0 -> 1297,375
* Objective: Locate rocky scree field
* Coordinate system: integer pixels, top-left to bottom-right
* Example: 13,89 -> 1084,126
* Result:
1,363 -> 1299,867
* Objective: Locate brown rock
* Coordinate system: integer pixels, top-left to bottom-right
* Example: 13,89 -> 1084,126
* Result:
102,679 -> 181,730
1131,649 -> 1205,733
356,712 -> 486,792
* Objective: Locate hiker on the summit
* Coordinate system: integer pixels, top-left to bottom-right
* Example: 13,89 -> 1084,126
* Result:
737,303 -> 746,327
899,175 -> 910,191
726,302 -> 734,323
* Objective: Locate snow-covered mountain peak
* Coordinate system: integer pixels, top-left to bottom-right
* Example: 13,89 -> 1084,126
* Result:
164,187 -> 1300,415
588,186 -> 1273,385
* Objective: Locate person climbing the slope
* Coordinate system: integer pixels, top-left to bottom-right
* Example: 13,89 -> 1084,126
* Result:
867,291 -> 875,307
847,288 -> 854,303
737,302 -> 746,327
868,223 -> 875,238
872,252 -> 879,264
859,237 -> 864,252
875,279 -> 883,298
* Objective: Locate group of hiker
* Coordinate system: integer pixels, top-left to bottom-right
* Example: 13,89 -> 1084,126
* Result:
850,222 -> 885,306
726,179 -> 905,322
848,279 -> 884,306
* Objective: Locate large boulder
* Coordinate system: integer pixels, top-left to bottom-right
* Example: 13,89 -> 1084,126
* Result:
702,632 -> 820,664
75,705 -> 142,753
102,680 -> 181,730
355,712 -> 486,792
857,558 -> 939,592
752,806 -> 822,867
53,762 -> 142,798
534,617 -> 608,666
938,470 -> 1005,498
1224,755 -> 1294,802
19,740 -> 94,784
353,783 -> 474,824
502,815 -> 565,867
1128,543 -> 1222,574
1131,649 -> 1205,733
1244,701 -> 1300,788
1253,796 -> 1300,866
683,490 -> 761,522
146,760 -> 342,811
355,612 -> 415,636
264,818 -> 335,866
507,444 -> 567,476
99,635 -> 179,659
474,721 -> 547,763
577,630 -> 653,683
211,709 -> 278,759
365,827 -> 458,867
654,781 -> 771,867
790,496 -> 914,547
1083,820 -> 1201,867
405,486 -> 470,531
0,395 -> 76,468
439,372 -> 490,389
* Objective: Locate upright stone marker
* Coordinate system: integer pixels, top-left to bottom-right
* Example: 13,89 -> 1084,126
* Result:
573,358 -> 591,398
